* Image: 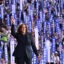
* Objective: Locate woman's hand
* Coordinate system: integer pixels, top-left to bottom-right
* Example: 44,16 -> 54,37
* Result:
11,16 -> 15,24
37,55 -> 40,63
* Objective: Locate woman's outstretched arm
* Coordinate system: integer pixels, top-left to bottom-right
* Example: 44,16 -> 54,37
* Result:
11,16 -> 18,38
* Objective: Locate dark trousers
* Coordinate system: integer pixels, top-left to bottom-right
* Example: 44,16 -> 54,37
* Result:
15,54 -> 32,64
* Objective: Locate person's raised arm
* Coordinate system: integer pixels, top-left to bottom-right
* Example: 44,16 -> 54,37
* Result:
31,34 -> 40,63
11,16 -> 17,38
11,16 -> 15,24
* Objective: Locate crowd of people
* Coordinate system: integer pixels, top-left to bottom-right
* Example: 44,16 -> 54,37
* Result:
0,0 -> 64,64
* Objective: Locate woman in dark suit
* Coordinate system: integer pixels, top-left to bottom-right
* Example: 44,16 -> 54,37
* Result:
11,17 -> 40,64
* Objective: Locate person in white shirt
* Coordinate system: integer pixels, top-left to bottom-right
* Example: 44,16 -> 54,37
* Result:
54,52 -> 60,64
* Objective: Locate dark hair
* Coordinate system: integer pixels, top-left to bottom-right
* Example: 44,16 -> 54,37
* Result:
0,0 -> 2,5
17,23 -> 28,33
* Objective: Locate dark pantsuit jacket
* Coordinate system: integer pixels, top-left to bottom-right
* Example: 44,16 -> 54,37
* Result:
11,24 -> 38,60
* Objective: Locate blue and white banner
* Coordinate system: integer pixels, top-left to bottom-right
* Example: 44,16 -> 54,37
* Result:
48,22 -> 51,35
49,7 -> 51,15
25,16 -> 28,24
52,20 -> 55,34
7,14 -> 10,26
55,6 -> 57,15
20,0 -> 23,10
56,22 -> 60,36
44,21 -> 47,36
28,5 -> 31,16
62,21 -> 64,31
31,10 -> 33,22
23,12 -> 26,22
40,11 -> 43,22
32,53 -> 37,64
9,0 -> 11,9
31,0 -> 34,3
13,0 -> 16,4
52,37 -> 56,53
50,14 -> 53,22
34,26 -> 39,50
12,4 -> 16,14
0,5 -> 3,22
62,53 -> 64,64
4,44 -> 8,63
19,10 -> 22,24
36,19 -> 41,32
43,13 -> 45,21
0,47 -> 2,59
10,38 -> 15,64
43,46 -> 47,64
36,1 -> 39,17
12,4 -> 16,25
61,0 -> 63,9
45,38 -> 51,62
59,42 -> 62,63
46,1 -> 49,7
41,36 -> 43,49
15,13 -> 17,26
58,4 -> 60,16
27,21 -> 32,32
